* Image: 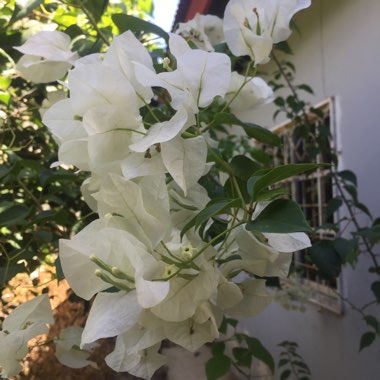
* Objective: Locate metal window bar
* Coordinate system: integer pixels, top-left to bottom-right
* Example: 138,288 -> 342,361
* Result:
260,98 -> 342,313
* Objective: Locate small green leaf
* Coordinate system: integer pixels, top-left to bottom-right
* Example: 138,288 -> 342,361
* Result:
244,336 -> 275,374
212,342 -> 225,356
229,155 -> 260,181
255,187 -> 289,201
333,238 -> 359,265
83,0 -> 108,22
297,84 -> 314,94
205,355 -> 231,380
274,41 -> 293,54
356,225 -> 380,245
371,281 -> 380,303
213,113 -> 281,146
180,198 -> 241,238
354,202 -> 372,219
364,315 -> 380,334
310,240 -> 342,278
249,164 -> 321,200
344,184 -> 358,202
280,369 -> 291,380
325,197 -> 343,218
249,163 -> 321,200
112,14 -> 169,41
233,347 -> 252,367
0,204 -> 29,227
359,332 -> 376,351
247,199 -> 312,233
278,358 -> 288,367
338,170 -> 357,186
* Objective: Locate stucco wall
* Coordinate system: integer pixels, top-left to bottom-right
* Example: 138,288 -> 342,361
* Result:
243,1 -> 380,379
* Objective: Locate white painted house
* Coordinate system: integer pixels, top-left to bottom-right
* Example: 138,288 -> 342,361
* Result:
239,1 -> 380,379
173,1 -> 380,378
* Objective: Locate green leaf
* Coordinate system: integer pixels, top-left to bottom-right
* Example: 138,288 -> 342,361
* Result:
10,0 -> 43,22
354,202 -> 372,219
255,187 -> 289,201
333,238 -> 359,265
180,198 -> 241,238
213,113 -> 281,146
229,155 -> 260,181
359,332 -> 376,351
371,281 -> 380,303
55,257 -> 65,282
278,358 -> 288,367
274,41 -> 293,54
205,355 -> 231,380
244,336 -> 275,374
0,203 -> 29,227
364,315 -> 380,334
344,185 -> 358,202
246,199 -> 312,233
309,240 -> 342,278
83,0 -> 108,22
212,342 -> 225,357
338,170 -> 357,186
325,197 -> 343,218
232,347 -> 252,367
0,91 -> 11,105
297,84 -> 314,94
248,164 -> 321,199
356,225 -> 380,245
280,369 -> 291,380
112,14 -> 169,41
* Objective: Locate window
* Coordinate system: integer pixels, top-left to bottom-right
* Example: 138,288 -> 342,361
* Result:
262,98 -> 342,313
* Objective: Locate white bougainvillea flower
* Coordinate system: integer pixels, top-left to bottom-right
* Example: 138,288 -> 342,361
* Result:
103,30 -> 154,103
94,174 -> 171,249
150,264 -> 219,322
226,72 -> 273,117
225,279 -> 272,317
129,107 -> 189,154
68,62 -> 139,116
168,181 -> 210,228
176,13 -> 224,51
106,328 -> 166,379
0,295 -> 53,378
127,107 -> 208,194
264,231 -> 311,252
59,218 -> 168,301
15,31 -> 78,83
135,33 -> 231,112
221,225 -> 295,278
161,134 -> 208,195
42,98 -> 90,170
2,294 -> 53,333
81,291 -> 142,346
140,304 -> 221,352
84,105 -> 145,176
55,327 -> 96,369
223,0 -> 311,63
216,275 -> 243,310
0,324 -> 48,377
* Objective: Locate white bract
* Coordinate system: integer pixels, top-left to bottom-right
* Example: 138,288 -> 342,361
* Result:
15,31 -> 78,83
0,295 -> 53,378
10,1 -> 314,378
176,13 -> 224,51
223,0 -> 311,63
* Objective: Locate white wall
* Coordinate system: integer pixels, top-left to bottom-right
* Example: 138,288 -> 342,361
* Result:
244,1 -> 380,379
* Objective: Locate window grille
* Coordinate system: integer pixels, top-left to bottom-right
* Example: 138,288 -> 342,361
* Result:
262,98 -> 342,313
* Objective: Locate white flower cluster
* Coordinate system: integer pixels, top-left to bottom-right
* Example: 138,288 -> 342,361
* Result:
3,0 -> 311,378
